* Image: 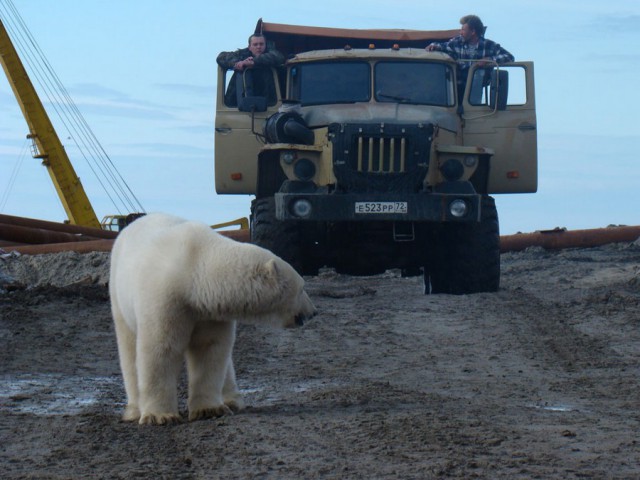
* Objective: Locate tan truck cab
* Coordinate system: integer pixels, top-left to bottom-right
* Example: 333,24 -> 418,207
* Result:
215,20 -> 537,294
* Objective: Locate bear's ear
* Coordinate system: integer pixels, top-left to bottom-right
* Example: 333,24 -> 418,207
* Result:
257,259 -> 280,286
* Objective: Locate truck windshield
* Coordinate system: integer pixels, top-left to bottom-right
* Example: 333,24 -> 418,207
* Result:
375,61 -> 455,106
289,62 -> 370,105
289,60 -> 455,107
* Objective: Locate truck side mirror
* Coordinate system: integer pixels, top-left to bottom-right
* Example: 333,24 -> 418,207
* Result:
490,69 -> 509,111
238,96 -> 267,112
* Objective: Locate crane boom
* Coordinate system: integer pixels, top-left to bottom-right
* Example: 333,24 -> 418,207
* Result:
0,18 -> 100,228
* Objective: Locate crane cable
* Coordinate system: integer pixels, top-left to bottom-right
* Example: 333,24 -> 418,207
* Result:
0,0 -> 145,216
0,138 -> 28,212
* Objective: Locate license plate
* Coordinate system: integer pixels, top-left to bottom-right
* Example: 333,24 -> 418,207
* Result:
354,202 -> 408,214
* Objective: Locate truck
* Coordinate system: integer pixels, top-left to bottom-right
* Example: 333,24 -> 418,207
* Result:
214,19 -> 537,294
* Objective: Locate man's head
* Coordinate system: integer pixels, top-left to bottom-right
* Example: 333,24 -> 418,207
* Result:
459,15 -> 484,43
248,34 -> 267,57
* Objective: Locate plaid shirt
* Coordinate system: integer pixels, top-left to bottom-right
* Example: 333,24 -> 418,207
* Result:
430,35 -> 514,85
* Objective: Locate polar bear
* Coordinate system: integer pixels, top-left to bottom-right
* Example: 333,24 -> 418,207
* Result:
109,212 -> 316,425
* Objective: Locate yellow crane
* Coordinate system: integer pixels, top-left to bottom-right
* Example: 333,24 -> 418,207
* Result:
0,18 -> 102,228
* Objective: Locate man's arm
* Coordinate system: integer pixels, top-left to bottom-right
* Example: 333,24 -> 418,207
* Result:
427,36 -> 463,60
484,40 -> 514,64
216,49 -> 247,69
253,49 -> 285,68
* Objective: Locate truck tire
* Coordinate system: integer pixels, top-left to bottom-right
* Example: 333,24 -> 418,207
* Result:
251,197 -> 318,275
425,195 -> 500,295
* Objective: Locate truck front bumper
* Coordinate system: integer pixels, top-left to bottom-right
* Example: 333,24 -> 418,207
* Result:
275,191 -> 481,223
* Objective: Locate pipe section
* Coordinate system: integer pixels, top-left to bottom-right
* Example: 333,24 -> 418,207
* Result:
2,215 -> 638,256
500,226 -> 640,253
0,213 -> 118,239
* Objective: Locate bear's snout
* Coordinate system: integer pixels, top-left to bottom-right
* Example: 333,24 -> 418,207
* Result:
294,308 -> 316,327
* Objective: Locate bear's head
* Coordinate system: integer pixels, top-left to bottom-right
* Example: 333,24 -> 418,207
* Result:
248,257 -> 316,328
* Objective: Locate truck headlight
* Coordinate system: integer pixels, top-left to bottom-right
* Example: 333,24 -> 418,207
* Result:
291,198 -> 312,217
449,199 -> 468,218
293,158 -> 316,181
440,158 -> 464,181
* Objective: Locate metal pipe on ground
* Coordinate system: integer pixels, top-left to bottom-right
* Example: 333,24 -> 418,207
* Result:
4,220 -> 638,256
500,225 -> 640,253
0,213 -> 118,239
0,239 -> 28,248
0,223 -> 107,245
5,239 -> 116,255
2,228 -> 251,255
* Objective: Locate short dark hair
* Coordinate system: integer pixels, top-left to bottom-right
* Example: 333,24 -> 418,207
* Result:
248,33 -> 266,45
460,15 -> 485,36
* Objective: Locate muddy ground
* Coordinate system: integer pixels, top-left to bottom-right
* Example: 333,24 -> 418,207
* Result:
1,242 -> 639,479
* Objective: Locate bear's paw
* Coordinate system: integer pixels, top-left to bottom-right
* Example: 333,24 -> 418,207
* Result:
188,404 -> 233,421
139,412 -> 183,425
122,405 -> 141,422
224,397 -> 245,413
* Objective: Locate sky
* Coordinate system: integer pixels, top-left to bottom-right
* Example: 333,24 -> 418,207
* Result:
1,0 -> 639,235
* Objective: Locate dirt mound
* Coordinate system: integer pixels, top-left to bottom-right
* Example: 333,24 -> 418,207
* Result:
0,250 -> 110,290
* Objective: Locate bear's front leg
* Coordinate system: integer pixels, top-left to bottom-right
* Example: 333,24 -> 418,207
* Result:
136,325 -> 188,425
186,322 -> 239,421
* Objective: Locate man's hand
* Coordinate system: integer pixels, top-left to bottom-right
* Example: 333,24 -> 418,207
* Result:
233,57 -> 255,71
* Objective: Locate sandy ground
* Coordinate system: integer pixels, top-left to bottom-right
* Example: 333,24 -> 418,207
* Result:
1,242 -> 639,479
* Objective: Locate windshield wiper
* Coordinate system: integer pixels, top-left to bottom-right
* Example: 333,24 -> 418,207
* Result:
377,92 -> 412,103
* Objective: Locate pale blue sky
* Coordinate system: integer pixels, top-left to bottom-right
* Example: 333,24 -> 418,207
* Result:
1,0 -> 639,234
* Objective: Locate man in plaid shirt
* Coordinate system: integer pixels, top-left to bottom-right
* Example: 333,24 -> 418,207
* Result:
427,15 -> 514,102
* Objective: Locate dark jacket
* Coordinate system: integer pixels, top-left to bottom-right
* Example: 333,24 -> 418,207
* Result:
216,47 -> 284,70
217,47 -> 285,106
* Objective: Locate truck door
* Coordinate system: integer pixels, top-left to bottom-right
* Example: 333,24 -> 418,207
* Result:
214,67 -> 282,194
461,62 -> 537,194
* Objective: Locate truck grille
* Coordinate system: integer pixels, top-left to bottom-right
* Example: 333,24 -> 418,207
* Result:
356,135 -> 407,173
329,122 -> 433,193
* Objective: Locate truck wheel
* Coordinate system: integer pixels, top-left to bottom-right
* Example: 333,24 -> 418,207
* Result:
425,195 -> 500,295
251,197 -> 318,275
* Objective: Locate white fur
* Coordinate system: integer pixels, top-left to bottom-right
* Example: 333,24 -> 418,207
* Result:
109,212 -> 315,425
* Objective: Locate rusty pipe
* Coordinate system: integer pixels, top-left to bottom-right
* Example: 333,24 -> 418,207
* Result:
0,223 -> 109,245
0,213 -> 118,239
5,239 -> 116,255
218,228 -> 250,243
2,227 -> 251,255
500,225 -> 640,253
4,224 -> 638,256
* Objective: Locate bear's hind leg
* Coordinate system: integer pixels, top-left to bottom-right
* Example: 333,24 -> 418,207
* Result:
223,358 -> 245,413
186,321 -> 237,421
113,310 -> 140,422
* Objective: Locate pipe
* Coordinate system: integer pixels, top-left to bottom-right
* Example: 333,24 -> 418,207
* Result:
2,228 -> 251,255
5,211 -> 636,256
0,213 -> 118,239
0,223 -> 107,245
500,225 -> 640,253
5,239 -> 115,255
0,240 -> 28,248
217,228 -> 250,243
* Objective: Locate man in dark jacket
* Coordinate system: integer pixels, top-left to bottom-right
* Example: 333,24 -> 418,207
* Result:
217,34 -> 284,107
